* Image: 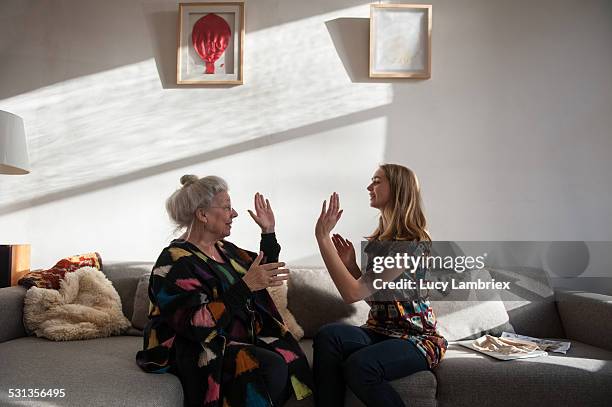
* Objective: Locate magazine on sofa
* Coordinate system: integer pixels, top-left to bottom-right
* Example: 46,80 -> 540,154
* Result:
457,332 -> 572,360
457,334 -> 547,361
500,332 -> 571,354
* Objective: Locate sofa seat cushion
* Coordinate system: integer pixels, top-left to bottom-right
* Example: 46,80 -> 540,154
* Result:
435,342 -> 612,407
0,336 -> 182,406
291,339 -> 437,407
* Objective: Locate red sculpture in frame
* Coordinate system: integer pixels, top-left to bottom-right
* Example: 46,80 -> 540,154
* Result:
191,13 -> 231,74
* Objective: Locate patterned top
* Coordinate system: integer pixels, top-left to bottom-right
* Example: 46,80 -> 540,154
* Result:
361,240 -> 448,369
136,235 -> 313,407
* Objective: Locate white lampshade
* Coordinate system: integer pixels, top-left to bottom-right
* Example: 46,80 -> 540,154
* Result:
0,110 -> 30,175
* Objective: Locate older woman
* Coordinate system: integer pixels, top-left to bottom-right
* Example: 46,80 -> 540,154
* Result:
136,175 -> 312,407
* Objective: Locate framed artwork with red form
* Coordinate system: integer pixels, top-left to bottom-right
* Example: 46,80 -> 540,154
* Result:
177,2 -> 244,85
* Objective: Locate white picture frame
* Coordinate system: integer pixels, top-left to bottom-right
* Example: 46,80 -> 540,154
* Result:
369,4 -> 432,79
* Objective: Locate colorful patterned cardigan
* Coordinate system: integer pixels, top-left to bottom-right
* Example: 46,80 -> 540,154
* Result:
136,234 -> 312,407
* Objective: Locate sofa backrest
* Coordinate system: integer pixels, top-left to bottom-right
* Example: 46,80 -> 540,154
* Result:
0,286 -> 26,342
0,286 -> 27,342
489,267 -> 566,338
3,261 -> 568,344
286,266 -> 567,341
287,267 -> 370,338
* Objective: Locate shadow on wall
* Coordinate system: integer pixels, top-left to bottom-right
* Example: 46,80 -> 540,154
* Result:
0,0 -> 370,98
1,0 -> 396,216
0,104 -> 391,216
0,0 -> 152,100
325,17 -> 371,83
143,10 -> 178,90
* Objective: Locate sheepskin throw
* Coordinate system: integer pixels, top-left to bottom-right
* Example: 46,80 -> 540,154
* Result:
23,266 -> 131,341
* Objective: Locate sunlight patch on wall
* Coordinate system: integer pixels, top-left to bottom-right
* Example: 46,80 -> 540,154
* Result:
0,4 -> 390,210
0,116 -> 387,268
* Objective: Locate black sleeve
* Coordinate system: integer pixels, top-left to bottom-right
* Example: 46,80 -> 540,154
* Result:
260,232 -> 281,263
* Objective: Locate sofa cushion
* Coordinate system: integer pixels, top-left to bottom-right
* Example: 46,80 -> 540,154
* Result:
428,268 -> 515,341
131,273 -> 150,330
432,299 -> 513,341
267,283 -> 305,340
435,341 -> 612,407
287,267 -> 370,338
0,336 -> 182,406
102,262 -> 154,320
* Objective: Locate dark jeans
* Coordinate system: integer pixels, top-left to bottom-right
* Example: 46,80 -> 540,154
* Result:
313,323 -> 429,407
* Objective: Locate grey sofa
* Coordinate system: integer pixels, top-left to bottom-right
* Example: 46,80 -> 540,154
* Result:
1,262 -> 611,407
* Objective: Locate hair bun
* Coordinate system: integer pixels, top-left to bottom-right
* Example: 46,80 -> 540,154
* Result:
180,174 -> 199,187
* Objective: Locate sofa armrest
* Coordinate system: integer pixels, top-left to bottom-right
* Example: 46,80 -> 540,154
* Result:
556,289 -> 612,351
0,286 -> 27,342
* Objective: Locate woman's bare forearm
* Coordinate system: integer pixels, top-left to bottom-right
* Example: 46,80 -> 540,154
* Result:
316,235 -> 368,303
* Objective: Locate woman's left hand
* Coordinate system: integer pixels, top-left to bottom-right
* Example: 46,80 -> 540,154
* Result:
248,192 -> 275,233
315,192 -> 344,240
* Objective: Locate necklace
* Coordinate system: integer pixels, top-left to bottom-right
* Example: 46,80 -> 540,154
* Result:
186,238 -> 224,262
201,243 -> 225,263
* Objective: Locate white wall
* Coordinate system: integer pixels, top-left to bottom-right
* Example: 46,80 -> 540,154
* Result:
1,0 -> 611,290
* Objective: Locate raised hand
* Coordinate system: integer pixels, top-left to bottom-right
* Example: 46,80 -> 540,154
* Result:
315,192 -> 343,240
248,192 -> 275,233
242,252 -> 289,291
332,233 -> 356,269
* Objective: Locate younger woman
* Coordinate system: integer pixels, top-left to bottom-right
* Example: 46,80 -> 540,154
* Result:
313,164 -> 447,407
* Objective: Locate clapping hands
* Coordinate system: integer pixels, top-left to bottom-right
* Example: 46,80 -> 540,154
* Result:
248,192 -> 275,234
332,233 -> 356,269
242,252 -> 289,291
315,192 -> 343,240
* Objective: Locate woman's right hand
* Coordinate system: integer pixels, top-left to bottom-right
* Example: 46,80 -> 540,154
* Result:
315,192 -> 343,240
332,233 -> 356,269
242,252 -> 289,291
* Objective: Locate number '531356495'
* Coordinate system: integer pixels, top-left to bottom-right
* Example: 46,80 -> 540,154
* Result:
8,388 -> 65,398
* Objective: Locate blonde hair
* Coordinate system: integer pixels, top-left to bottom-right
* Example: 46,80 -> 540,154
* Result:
367,164 -> 431,242
166,174 -> 228,230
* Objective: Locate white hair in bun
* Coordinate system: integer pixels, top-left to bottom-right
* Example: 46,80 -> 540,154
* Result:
166,175 -> 228,229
